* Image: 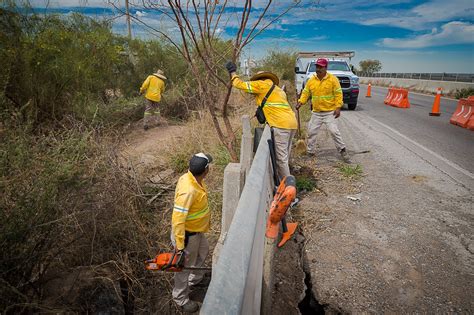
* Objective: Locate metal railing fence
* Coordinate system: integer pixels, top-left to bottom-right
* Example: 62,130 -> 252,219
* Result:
358,72 -> 474,83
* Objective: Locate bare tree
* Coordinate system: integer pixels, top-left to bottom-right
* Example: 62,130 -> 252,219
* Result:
116,0 -> 302,161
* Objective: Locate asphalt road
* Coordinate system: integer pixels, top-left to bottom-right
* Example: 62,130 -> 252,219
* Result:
353,85 -> 473,175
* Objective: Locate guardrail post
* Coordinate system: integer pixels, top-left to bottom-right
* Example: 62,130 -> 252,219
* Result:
212,115 -> 252,267
240,115 -> 253,177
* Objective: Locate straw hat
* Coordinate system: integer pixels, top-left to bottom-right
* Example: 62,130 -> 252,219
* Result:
153,69 -> 167,80
250,71 -> 279,86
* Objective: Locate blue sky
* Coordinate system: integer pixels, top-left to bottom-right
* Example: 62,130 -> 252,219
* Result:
28,0 -> 474,72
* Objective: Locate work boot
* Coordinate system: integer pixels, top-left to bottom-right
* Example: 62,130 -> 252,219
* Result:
181,300 -> 199,313
340,148 -> 350,162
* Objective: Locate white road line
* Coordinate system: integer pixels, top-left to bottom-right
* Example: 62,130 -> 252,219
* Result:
357,113 -> 474,180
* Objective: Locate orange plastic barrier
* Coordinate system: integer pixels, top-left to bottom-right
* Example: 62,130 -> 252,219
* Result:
387,87 -> 398,105
388,88 -> 410,108
450,96 -> 474,130
467,116 -> 474,131
384,87 -> 393,104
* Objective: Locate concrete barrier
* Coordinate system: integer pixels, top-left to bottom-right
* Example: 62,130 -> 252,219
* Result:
202,125 -> 275,315
360,77 -> 474,94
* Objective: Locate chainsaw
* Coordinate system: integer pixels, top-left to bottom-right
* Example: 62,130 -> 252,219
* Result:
145,251 -> 212,272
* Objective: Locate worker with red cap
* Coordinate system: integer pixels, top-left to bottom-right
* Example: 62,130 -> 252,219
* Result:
297,58 -> 348,160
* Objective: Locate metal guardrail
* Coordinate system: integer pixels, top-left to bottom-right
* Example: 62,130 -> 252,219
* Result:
201,126 -> 273,315
358,72 -> 474,83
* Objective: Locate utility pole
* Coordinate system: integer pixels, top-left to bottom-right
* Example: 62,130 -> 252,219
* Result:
125,0 -> 132,39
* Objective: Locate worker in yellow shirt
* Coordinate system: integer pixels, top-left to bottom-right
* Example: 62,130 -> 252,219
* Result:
225,61 -> 298,180
296,58 -> 348,160
171,153 -> 213,313
139,69 -> 166,130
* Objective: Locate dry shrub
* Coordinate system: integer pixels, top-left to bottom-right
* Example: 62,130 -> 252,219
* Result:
0,119 -> 167,313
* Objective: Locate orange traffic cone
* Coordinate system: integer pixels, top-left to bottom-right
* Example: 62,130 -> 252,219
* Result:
366,83 -> 372,97
429,88 -> 442,116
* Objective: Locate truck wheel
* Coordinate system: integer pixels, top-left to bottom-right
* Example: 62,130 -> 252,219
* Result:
348,103 -> 357,110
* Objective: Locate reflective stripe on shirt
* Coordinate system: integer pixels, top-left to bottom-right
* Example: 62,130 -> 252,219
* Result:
246,82 -> 253,93
265,102 -> 291,108
312,95 -> 335,100
186,206 -> 209,221
173,205 -> 189,213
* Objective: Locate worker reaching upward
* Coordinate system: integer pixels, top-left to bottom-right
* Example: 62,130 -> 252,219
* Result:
225,61 -> 297,180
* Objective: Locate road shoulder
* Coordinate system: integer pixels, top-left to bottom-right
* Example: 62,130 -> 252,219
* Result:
293,111 -> 473,313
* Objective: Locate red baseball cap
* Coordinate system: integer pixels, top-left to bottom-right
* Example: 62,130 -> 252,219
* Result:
316,58 -> 328,67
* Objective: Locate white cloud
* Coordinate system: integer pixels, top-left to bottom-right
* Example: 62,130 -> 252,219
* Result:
29,0 -> 110,7
362,0 -> 474,30
380,21 -> 474,48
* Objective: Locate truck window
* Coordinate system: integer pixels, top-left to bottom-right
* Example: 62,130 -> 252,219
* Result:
308,61 -> 350,72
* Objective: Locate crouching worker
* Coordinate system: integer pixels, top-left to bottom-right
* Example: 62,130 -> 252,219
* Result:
225,61 -> 297,180
171,153 -> 213,313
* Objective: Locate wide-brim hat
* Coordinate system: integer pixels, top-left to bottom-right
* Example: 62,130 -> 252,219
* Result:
153,69 -> 167,80
250,71 -> 279,86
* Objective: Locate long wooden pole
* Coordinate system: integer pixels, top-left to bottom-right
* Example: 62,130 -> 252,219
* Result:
125,0 -> 132,39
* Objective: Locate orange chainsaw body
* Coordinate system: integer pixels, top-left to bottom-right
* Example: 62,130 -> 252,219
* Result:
145,252 -> 183,272
266,176 -> 297,239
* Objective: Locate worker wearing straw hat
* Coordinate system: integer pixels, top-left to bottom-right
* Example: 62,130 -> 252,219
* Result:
225,61 -> 297,180
139,69 -> 167,130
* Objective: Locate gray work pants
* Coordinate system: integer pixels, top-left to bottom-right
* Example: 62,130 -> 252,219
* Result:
144,99 -> 160,127
171,232 -> 209,306
307,111 -> 345,153
272,127 -> 296,180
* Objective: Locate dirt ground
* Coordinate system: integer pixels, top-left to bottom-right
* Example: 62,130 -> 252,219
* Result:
272,112 -> 473,314
120,109 -> 473,314
119,120 -> 217,314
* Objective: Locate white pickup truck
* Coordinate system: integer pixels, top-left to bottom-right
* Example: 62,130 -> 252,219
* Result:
295,51 -> 360,110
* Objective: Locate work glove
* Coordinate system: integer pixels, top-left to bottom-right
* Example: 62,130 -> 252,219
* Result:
225,61 -> 237,74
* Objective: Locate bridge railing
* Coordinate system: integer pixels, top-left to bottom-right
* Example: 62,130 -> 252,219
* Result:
358,72 -> 474,83
201,124 -> 274,314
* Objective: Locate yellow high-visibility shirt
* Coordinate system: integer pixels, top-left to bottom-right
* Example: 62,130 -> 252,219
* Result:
140,75 -> 165,102
172,171 -> 210,250
231,75 -> 297,130
298,72 -> 343,112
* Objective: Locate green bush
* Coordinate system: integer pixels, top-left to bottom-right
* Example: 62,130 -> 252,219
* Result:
254,50 -> 298,81
296,175 -> 317,192
454,88 -> 474,99
0,5 -> 192,127
339,164 -> 363,178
